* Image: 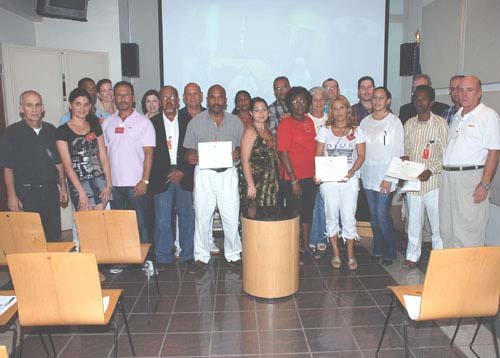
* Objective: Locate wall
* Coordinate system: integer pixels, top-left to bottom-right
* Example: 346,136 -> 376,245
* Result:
0,6 -> 36,46
33,0 -> 122,84
119,0 -> 160,110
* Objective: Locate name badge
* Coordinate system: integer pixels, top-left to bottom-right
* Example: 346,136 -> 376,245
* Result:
115,127 -> 125,134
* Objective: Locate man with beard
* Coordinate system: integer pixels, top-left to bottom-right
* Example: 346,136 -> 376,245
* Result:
102,81 -> 155,244
183,84 -> 244,273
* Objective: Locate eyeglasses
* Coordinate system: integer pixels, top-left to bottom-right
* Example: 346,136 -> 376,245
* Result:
292,99 -> 307,105
274,86 -> 289,91
162,95 -> 178,101
324,86 -> 338,91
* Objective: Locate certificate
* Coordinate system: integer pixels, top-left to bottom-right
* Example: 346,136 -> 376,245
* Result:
315,156 -> 348,182
198,141 -> 233,169
400,180 -> 421,193
386,158 -> 425,181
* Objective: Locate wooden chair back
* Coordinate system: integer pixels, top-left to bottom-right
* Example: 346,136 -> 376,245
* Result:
0,346 -> 7,358
74,210 -> 143,264
419,247 -> 500,320
0,212 -> 47,264
7,252 -> 106,326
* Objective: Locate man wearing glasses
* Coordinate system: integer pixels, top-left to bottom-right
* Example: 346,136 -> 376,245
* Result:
440,75 -> 500,248
441,75 -> 464,125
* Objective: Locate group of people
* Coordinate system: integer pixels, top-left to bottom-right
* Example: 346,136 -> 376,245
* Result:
1,72 -> 498,274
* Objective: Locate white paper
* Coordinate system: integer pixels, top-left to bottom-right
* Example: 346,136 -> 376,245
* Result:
198,141 -> 233,169
315,156 -> 349,182
403,294 -> 421,320
102,296 -> 110,313
401,180 -> 421,193
386,158 -> 426,181
0,296 -> 16,315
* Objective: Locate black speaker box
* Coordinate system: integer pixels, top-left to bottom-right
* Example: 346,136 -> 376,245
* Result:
400,42 -> 418,76
121,43 -> 140,78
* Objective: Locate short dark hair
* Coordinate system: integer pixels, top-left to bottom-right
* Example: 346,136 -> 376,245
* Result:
77,77 -> 94,89
232,90 -> 251,114
414,85 -> 435,102
322,78 -> 336,87
96,78 -> 112,92
358,76 -> 375,89
285,86 -> 312,113
114,81 -> 134,95
273,76 -> 289,88
141,89 -> 160,114
374,86 -> 392,100
68,87 -> 91,104
250,97 -> 268,111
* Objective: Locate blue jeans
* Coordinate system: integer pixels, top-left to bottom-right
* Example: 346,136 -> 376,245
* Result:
68,175 -> 107,209
111,186 -> 150,244
365,189 -> 396,260
310,188 -> 326,246
154,183 -> 194,264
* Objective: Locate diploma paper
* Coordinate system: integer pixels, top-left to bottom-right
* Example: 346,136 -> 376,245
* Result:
198,141 -> 233,169
403,294 -> 422,320
401,180 -> 421,193
386,158 -> 425,181
315,156 -> 348,182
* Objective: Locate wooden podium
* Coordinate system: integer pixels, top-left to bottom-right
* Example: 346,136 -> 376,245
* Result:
242,215 -> 299,299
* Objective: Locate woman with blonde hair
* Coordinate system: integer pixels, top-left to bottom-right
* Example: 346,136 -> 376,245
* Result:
315,95 -> 366,270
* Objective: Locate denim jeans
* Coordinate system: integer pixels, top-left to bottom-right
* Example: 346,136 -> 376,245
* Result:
154,182 -> 194,264
111,186 -> 150,244
365,189 -> 396,260
68,175 -> 107,209
309,188 -> 326,246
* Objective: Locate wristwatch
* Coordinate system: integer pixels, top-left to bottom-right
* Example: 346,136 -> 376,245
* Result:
142,179 -> 149,185
480,182 -> 491,191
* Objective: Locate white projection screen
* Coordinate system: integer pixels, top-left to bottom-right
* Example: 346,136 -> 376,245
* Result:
160,0 -> 388,107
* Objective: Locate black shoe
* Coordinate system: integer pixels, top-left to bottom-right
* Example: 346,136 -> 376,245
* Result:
226,259 -> 242,268
381,259 -> 393,266
187,260 -> 207,274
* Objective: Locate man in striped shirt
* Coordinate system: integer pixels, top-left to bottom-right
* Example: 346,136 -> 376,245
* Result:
402,85 -> 448,268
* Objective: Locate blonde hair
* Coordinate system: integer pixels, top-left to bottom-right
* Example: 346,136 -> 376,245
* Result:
326,95 -> 356,129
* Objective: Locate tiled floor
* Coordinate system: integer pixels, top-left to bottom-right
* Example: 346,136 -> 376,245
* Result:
4,240 -> 484,358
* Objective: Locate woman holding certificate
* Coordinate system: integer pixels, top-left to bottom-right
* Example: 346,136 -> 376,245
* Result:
359,87 -> 404,266
240,97 -> 278,217
315,95 -> 366,270
277,87 -> 316,253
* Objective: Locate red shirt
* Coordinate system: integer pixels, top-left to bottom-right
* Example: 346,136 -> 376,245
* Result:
277,115 -> 316,180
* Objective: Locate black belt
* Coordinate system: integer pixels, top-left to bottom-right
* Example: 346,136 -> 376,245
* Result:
443,165 -> 485,171
209,168 -> 229,173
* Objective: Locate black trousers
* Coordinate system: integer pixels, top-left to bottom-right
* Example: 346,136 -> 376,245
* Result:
16,183 -> 61,242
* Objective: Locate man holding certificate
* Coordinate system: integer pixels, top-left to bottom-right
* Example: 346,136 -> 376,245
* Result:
183,85 -> 244,272
402,85 -> 447,269
315,95 -> 366,270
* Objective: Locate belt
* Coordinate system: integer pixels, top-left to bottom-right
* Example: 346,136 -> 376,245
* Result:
443,165 -> 485,171
209,168 -> 229,173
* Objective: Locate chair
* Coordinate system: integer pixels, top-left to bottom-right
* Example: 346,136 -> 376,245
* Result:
0,346 -> 7,358
0,290 -> 18,357
74,210 -> 160,320
376,247 -> 500,358
0,212 -> 74,265
7,252 -> 135,358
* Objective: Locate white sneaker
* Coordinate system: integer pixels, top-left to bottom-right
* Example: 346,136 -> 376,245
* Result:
210,242 -> 220,254
109,264 -> 126,274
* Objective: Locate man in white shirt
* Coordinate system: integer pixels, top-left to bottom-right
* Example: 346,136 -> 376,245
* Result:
440,75 -> 500,247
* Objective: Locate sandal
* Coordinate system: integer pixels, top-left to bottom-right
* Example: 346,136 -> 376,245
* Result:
331,256 -> 342,269
348,258 -> 358,270
317,243 -> 327,251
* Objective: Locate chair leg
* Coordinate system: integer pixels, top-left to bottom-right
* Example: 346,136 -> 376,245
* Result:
47,332 -> 57,357
111,319 -> 118,358
403,317 -> 411,358
470,318 -> 482,348
37,334 -> 50,357
489,317 -> 500,358
376,296 -> 395,356
450,318 -> 462,347
17,326 -> 25,358
119,300 -> 136,357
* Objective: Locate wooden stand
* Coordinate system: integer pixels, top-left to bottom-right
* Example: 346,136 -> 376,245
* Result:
242,215 -> 299,299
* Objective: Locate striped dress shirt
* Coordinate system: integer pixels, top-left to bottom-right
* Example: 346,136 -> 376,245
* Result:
404,112 -> 448,196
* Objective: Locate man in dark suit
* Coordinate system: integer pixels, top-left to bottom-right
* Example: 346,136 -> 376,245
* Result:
399,74 -> 449,124
149,85 -> 194,268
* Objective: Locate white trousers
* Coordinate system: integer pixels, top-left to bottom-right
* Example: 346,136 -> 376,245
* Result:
406,189 -> 443,262
320,177 -> 359,239
193,167 -> 241,263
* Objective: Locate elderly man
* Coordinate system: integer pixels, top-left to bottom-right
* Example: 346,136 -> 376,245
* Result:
441,75 -> 464,125
440,75 -> 500,248
102,81 -> 155,244
183,84 -> 244,272
402,85 -> 447,268
149,85 -> 195,268
268,76 -> 291,132
351,76 -> 375,123
1,90 -> 67,241
399,74 -> 449,124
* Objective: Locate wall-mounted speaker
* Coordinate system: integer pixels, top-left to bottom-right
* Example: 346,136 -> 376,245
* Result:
400,42 -> 419,76
121,43 -> 140,78
36,0 -> 88,22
